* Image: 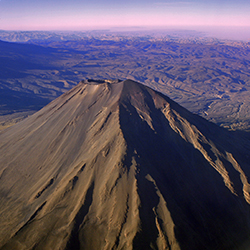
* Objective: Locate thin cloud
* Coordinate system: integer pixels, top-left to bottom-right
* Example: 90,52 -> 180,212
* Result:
154,2 -> 194,6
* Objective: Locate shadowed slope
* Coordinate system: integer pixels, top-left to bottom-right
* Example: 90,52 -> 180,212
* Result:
0,79 -> 250,250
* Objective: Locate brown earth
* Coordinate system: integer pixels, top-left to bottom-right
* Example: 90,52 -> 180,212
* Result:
0,79 -> 250,249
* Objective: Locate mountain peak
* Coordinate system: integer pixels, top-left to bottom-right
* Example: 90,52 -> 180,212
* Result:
0,79 -> 250,250
81,78 -> 122,85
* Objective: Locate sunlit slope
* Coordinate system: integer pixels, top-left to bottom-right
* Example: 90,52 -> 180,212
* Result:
0,79 -> 250,250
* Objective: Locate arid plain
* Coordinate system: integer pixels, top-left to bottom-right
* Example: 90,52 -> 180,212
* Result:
1,30 -> 250,131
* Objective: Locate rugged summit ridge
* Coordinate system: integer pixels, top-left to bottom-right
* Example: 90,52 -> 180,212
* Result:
0,79 -> 250,250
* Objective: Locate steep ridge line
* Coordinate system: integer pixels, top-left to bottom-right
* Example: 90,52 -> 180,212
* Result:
0,79 -> 250,249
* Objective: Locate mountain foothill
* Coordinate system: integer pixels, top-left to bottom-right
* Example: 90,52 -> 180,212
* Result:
0,33 -> 250,131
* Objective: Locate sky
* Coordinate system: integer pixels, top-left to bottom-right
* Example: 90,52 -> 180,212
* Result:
0,0 -> 250,31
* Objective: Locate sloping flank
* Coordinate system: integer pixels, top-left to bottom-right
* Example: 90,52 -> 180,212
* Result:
0,79 -> 250,250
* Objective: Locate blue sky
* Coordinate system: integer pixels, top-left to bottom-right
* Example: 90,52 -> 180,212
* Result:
0,0 -> 250,30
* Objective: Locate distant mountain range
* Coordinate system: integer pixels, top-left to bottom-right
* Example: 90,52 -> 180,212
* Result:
0,79 -> 250,249
1,29 -> 250,45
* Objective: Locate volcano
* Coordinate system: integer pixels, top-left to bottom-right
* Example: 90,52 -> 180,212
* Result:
0,79 -> 250,250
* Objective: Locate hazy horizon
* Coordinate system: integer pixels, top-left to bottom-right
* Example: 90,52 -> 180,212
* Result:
1,25 -> 250,42
1,0 -> 250,35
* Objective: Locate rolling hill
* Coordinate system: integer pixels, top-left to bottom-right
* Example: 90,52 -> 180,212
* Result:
1,34 -> 250,131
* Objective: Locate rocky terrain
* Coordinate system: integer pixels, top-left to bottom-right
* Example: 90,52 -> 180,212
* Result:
0,79 -> 250,249
1,32 -> 250,131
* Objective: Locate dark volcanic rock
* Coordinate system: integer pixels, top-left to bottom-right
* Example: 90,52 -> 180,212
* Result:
0,79 -> 250,250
